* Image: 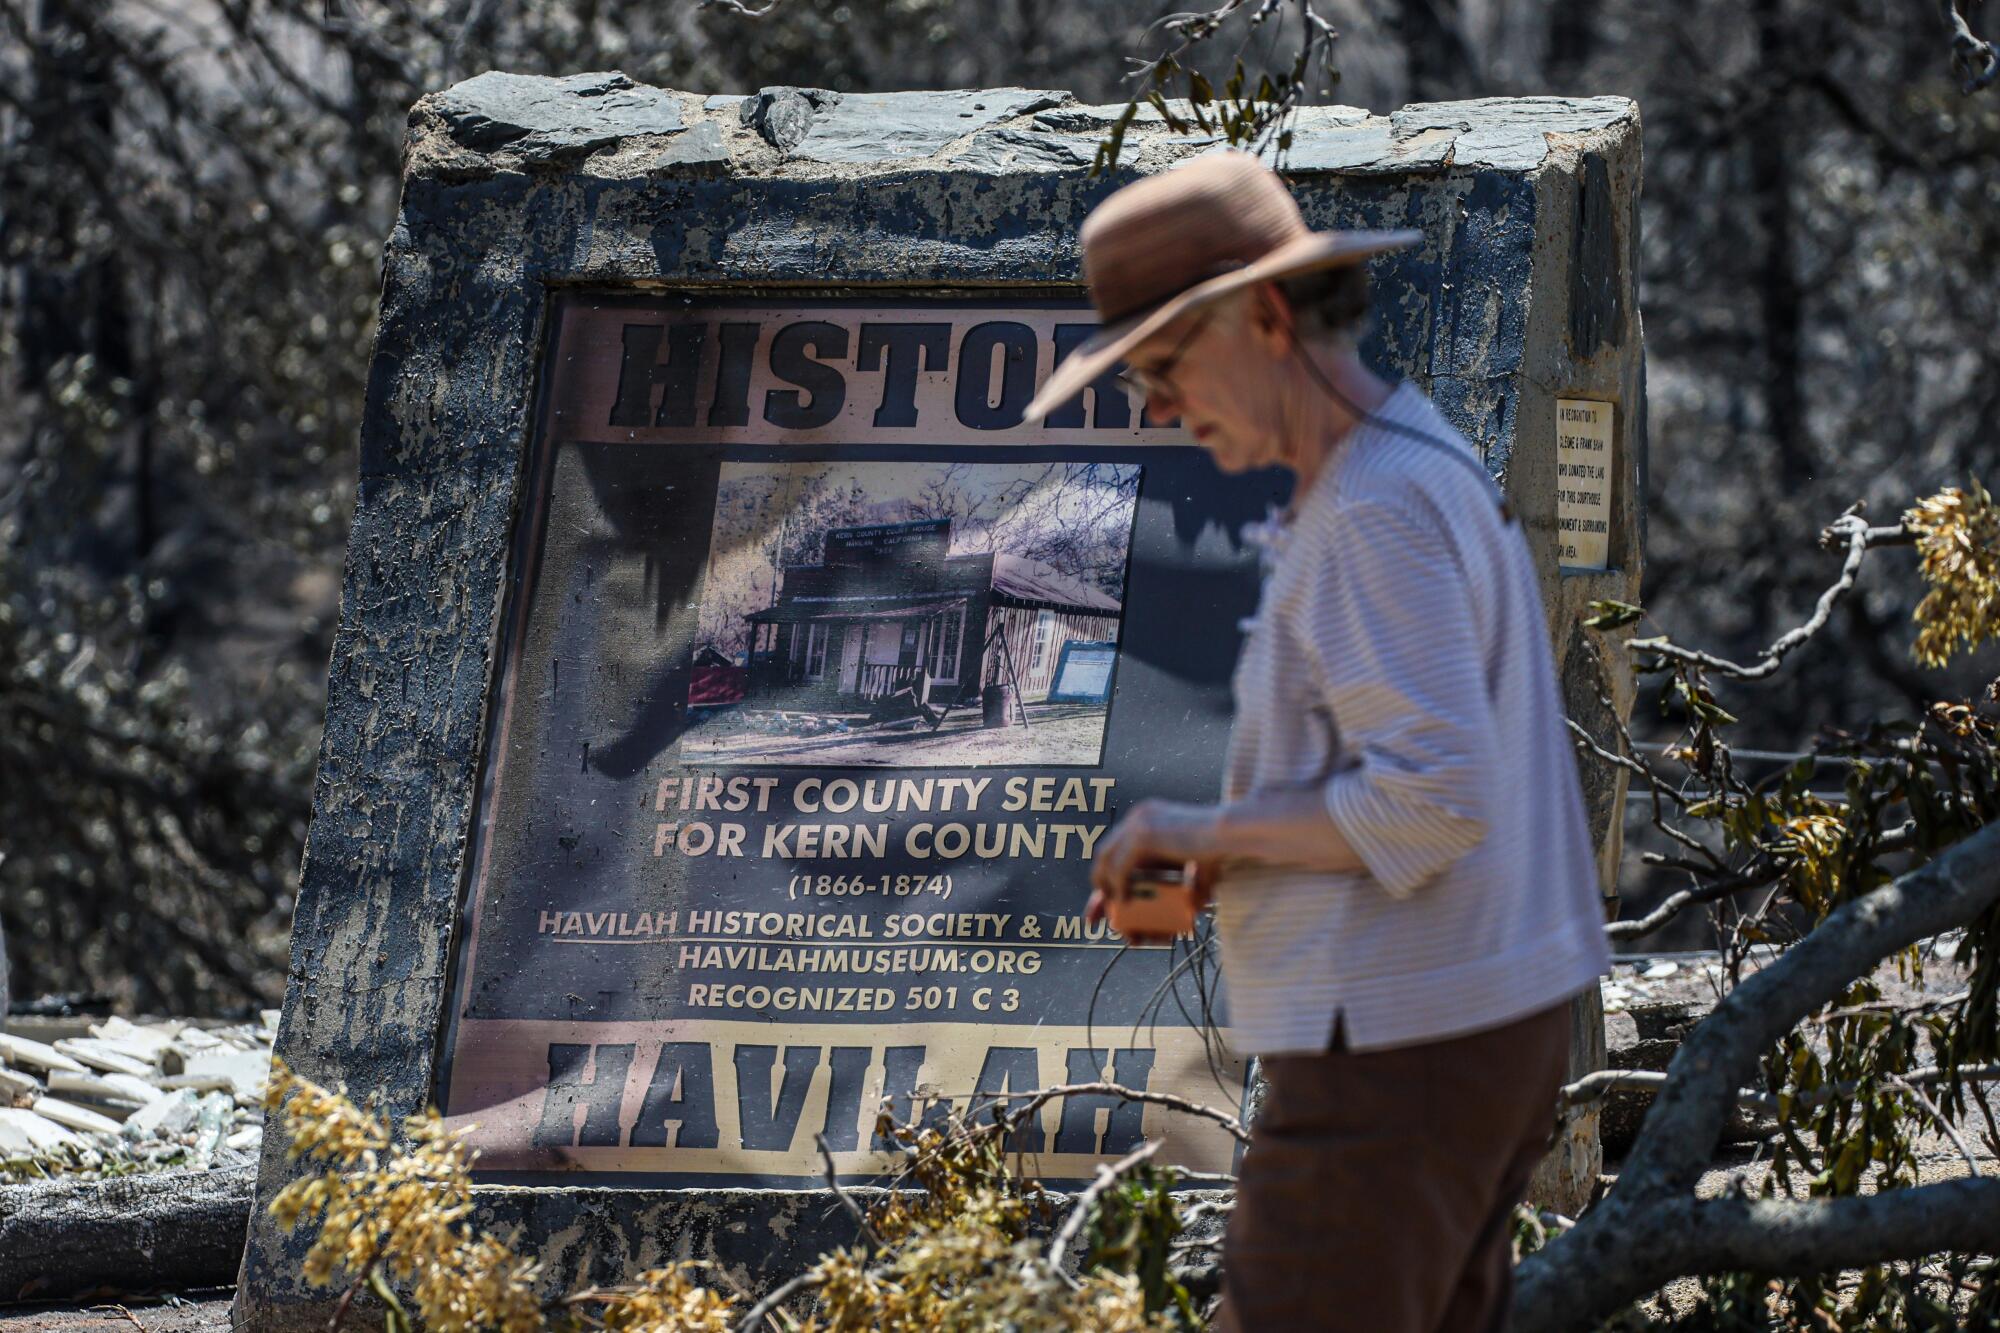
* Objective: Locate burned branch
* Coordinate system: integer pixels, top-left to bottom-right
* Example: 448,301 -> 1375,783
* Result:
1517,817 -> 2000,1329
1625,512 -> 1908,680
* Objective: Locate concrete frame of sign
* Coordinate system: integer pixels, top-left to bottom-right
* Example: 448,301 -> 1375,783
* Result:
238,76 -> 1645,1330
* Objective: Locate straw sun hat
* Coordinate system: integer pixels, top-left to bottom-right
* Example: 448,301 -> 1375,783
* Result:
1020,151 -> 1419,425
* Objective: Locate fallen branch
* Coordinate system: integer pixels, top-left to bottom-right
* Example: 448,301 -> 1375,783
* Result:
1559,1068 -> 1670,1107
1595,1180 -> 2000,1278
1626,514 -> 1905,680
1558,1061 -> 2000,1116
1605,865 -> 1783,940
815,1132 -> 881,1253
1605,822 -> 1917,942
1889,1075 -> 1983,1178
1942,0 -> 2000,92
985,1082 -> 1250,1145
1515,818 -> 2000,1331
1567,719 -> 1693,811
733,1270 -> 823,1333
1047,1141 -> 1161,1277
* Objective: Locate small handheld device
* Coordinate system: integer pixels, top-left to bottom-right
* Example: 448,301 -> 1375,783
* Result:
1108,865 -> 1200,942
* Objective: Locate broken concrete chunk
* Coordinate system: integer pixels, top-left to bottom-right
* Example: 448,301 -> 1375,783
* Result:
123,1087 -> 203,1141
0,1033 -> 88,1075
105,1072 -> 162,1104
54,1037 -> 157,1078
31,1096 -> 122,1137
0,1106 -> 84,1154
432,70 -> 686,159
183,1046 -> 272,1100
192,1092 -> 233,1166
0,1066 -> 40,1108
47,1071 -> 158,1111
90,1016 -> 183,1062
225,1126 -> 263,1153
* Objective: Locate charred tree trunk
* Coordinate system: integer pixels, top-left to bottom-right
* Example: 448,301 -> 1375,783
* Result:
1546,0 -> 1600,88
1400,0 -> 1477,102
1752,0 -> 1810,492
17,0 -> 131,388
0,1165 -> 253,1302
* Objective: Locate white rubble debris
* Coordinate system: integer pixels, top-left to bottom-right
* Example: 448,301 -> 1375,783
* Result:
0,1066 -> 40,1107
90,1016 -> 183,1063
0,1033 -> 88,1075
191,1091 -> 234,1167
123,1087 -> 202,1140
184,1045 -> 272,1101
0,1012 -> 278,1181
47,1070 -> 160,1110
54,1037 -> 157,1078
32,1096 -> 124,1136
0,1106 -> 85,1155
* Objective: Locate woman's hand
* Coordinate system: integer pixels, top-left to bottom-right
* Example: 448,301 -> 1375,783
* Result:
1087,799 -> 1222,943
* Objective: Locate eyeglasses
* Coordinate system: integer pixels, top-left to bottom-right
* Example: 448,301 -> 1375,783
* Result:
1116,309 -> 1213,403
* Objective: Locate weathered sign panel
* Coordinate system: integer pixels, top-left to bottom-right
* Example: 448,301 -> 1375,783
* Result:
440,294 -> 1254,1184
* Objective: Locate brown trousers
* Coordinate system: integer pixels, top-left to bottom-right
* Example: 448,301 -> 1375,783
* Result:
1217,1002 -> 1571,1333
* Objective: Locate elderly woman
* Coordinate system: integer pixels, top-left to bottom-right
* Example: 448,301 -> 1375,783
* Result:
1022,152 -> 1610,1332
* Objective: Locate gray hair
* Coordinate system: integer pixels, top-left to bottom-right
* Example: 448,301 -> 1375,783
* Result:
1276,264 -> 1372,342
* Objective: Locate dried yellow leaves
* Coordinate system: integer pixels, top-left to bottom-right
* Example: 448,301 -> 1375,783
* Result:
1906,481 -> 2000,668
264,1065 -> 1181,1332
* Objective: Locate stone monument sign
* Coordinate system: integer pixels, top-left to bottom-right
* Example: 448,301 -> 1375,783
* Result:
239,74 -> 1644,1327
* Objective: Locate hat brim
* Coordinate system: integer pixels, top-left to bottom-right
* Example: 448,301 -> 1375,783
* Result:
1020,228 -> 1421,426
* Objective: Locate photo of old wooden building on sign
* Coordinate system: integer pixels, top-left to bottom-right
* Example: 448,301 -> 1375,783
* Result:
745,515 -> 1120,709
686,460 -> 1139,768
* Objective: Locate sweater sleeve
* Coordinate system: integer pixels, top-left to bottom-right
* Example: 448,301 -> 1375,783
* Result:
1293,499 -> 1495,898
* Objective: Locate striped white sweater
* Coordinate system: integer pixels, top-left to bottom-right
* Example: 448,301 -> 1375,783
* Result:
1214,381 -> 1611,1056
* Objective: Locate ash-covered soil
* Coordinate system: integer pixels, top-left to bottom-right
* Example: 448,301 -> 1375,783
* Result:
0,1291 -> 235,1331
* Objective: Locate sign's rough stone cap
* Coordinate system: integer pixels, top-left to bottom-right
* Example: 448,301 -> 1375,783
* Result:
1282,95 -> 1635,174
413,77 -> 1635,183
787,87 -> 1069,163
432,70 -> 686,158
1392,96 -> 1637,169
951,126 -> 1098,173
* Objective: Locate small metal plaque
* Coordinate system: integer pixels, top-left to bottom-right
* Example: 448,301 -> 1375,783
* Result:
1556,398 -> 1614,570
